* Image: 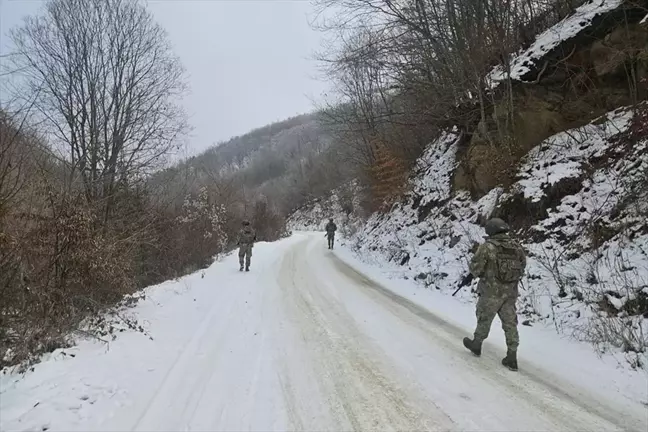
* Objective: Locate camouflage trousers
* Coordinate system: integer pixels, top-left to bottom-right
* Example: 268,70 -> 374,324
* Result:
473,294 -> 519,352
327,234 -> 335,249
238,244 -> 252,268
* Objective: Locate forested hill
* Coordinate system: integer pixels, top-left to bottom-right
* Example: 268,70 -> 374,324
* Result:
157,111 -> 353,217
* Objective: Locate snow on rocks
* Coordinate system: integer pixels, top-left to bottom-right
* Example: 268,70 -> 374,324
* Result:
515,108 -> 633,202
475,187 -> 504,222
515,105 -> 648,252
287,181 -> 363,236
411,129 -> 461,206
487,0 -> 624,87
343,131 -> 490,304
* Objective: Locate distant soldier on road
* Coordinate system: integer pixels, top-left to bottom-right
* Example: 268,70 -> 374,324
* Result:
237,220 -> 256,272
325,218 -> 337,250
463,218 -> 526,371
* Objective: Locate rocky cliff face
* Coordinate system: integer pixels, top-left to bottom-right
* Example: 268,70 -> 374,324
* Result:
455,1 -> 648,196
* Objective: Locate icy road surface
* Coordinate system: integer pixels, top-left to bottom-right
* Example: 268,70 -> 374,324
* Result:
1,233 -> 646,431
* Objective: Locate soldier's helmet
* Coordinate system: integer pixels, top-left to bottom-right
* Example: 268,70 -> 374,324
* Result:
242,220 -> 250,226
329,218 -> 333,222
485,218 -> 510,236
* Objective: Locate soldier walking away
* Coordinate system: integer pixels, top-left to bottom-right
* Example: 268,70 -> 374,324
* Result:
237,220 -> 256,272
463,218 -> 527,371
325,218 -> 337,250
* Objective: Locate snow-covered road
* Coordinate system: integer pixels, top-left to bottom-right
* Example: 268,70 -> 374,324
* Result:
2,233 -> 647,431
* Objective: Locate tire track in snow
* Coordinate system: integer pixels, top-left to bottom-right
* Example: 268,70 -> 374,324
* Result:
129,276 -> 241,431
277,242 -> 454,431
190,268 -> 285,431
316,240 -> 646,432
276,363 -> 305,431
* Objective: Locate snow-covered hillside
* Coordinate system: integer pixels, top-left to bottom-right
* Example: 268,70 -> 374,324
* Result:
287,197 -> 343,232
287,182 -> 364,237
487,0 -> 625,87
334,104 -> 648,368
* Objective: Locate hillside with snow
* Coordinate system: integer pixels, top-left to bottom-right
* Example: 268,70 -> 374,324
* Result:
290,0 -> 648,368
287,181 -> 365,237
487,0 -> 628,86
332,104 -> 648,367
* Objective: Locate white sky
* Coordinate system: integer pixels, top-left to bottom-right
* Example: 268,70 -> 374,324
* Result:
0,0 -> 330,155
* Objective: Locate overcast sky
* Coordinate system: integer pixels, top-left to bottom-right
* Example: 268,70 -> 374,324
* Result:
0,0 -> 330,155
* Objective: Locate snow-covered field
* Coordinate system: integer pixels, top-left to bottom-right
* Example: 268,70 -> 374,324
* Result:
1,233 -> 646,431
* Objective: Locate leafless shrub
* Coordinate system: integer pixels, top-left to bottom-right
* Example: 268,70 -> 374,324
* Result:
1,190 -> 137,367
574,247 -> 648,369
0,0 -> 193,368
251,198 -> 287,242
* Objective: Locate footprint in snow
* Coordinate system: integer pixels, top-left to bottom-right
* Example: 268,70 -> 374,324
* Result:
459,393 -> 472,401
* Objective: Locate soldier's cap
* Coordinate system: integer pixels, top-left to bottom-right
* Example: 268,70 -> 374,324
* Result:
242,220 -> 250,226
485,218 -> 510,236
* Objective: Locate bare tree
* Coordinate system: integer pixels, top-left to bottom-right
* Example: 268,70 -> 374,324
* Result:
0,112 -> 27,220
311,0 -> 591,207
9,0 -> 189,221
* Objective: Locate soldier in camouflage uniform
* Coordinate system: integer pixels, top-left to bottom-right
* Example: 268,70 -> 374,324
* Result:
237,220 -> 256,272
463,218 -> 527,371
325,218 -> 337,250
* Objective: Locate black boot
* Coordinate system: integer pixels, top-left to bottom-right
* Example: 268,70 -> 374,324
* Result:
245,266 -> 250,272
501,351 -> 518,371
239,265 -> 243,272
463,337 -> 482,356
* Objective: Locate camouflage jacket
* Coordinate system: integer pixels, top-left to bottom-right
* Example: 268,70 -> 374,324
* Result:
325,222 -> 337,235
469,233 -> 526,297
238,227 -> 256,245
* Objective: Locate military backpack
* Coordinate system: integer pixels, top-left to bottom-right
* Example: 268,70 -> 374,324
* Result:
489,240 -> 525,284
